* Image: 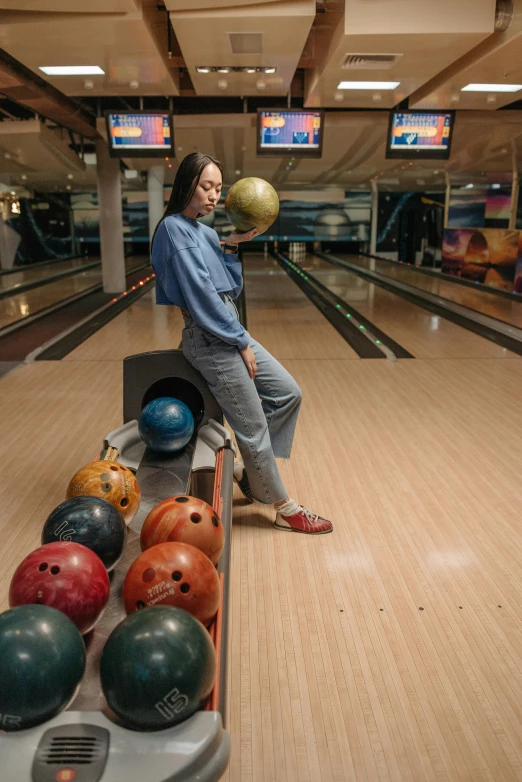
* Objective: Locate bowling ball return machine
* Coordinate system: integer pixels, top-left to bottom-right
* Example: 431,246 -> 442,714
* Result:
1,351 -> 234,782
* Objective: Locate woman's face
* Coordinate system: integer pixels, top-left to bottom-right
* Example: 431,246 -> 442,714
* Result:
188,162 -> 223,216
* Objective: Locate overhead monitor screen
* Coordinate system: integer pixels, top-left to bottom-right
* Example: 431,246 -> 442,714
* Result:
257,109 -> 324,157
386,111 -> 455,160
105,112 -> 174,157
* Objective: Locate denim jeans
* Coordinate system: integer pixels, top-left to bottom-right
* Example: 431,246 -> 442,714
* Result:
181,303 -> 302,504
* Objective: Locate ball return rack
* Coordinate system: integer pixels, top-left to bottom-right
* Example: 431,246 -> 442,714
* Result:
1,350 -> 234,782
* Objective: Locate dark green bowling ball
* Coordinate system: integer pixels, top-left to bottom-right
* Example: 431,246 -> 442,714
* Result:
224,176 -> 279,234
0,604 -> 86,731
100,606 -> 216,731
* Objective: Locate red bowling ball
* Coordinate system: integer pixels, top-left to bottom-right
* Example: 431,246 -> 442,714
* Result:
140,495 -> 224,565
123,542 -> 220,626
9,541 -> 110,635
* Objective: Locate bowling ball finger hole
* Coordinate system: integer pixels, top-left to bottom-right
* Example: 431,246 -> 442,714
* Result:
50,565 -> 60,575
180,583 -> 190,594
212,516 -> 219,527
190,513 -> 202,523
120,498 -> 129,507
176,497 -> 189,503
110,466 -> 119,471
172,571 -> 182,581
142,568 -> 156,582
102,483 -> 111,492
136,601 -> 146,609
39,562 -> 48,571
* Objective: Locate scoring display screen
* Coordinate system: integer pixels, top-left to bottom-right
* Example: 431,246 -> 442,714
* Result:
105,112 -> 174,157
386,111 -> 455,160
257,110 -> 324,157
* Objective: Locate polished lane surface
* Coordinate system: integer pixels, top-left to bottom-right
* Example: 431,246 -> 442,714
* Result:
273,254 -> 519,359
333,253 -> 522,329
0,256 -> 94,293
0,257 -> 148,330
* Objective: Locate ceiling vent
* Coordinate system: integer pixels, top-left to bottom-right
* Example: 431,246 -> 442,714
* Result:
342,54 -> 402,70
229,33 -> 263,55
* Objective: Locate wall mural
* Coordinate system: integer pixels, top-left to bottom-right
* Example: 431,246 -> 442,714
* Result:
441,227 -> 520,292
71,189 -> 371,245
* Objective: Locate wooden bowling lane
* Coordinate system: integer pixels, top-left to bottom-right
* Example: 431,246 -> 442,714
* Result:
339,254 -> 522,329
0,360 -> 124,607
307,255 -> 519,359
0,256 -> 95,293
0,256 -> 147,330
224,356 -> 522,782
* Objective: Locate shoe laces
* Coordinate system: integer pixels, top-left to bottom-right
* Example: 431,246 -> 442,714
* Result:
300,506 -> 320,524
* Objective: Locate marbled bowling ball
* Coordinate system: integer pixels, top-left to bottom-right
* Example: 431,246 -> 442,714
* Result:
100,606 -> 216,731
0,605 -> 86,731
66,459 -> 140,525
140,495 -> 224,565
225,177 -> 279,234
138,397 -> 194,454
123,542 -> 220,626
9,541 -> 110,635
42,495 -> 126,571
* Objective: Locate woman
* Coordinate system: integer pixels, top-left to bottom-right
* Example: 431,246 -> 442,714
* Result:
151,152 -> 332,535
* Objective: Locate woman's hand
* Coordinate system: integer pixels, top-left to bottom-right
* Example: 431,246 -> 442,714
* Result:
228,228 -> 259,246
240,345 -> 257,379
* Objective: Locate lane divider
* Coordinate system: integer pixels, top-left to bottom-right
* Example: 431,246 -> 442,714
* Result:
276,252 -> 413,361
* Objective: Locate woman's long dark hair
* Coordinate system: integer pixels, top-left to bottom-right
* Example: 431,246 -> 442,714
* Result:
151,152 -> 223,247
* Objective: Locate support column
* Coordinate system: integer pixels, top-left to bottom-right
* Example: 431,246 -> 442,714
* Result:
96,138 -> 126,293
148,165 -> 165,243
444,171 -> 451,229
370,180 -> 378,258
509,147 -> 519,230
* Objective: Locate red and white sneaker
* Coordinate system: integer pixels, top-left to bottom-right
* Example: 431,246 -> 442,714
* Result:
274,506 -> 333,535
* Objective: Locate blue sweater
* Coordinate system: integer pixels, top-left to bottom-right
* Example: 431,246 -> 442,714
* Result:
151,213 -> 249,350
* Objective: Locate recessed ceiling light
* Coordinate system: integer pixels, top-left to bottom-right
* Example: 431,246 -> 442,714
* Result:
256,79 -> 266,90
463,183 -> 474,189
196,67 -> 211,74
218,79 -> 228,90
217,67 -> 230,74
39,66 -> 104,76
337,80 -> 400,90
263,67 -> 276,74
462,83 -> 522,92
20,174 -> 27,180
245,68 -> 257,74
491,183 -> 502,189
67,173 -> 73,179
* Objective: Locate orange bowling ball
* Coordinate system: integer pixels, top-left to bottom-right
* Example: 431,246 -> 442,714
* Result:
66,460 -> 140,526
140,495 -> 224,565
123,542 -> 220,626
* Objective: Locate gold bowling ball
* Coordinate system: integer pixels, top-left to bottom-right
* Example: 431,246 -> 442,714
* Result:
225,177 -> 279,234
66,460 -> 140,526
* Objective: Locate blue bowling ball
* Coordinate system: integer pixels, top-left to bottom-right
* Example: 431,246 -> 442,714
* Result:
138,397 -> 195,454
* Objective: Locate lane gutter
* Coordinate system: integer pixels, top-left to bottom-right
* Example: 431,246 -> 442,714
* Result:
274,252 -> 413,361
320,251 -> 522,356
0,262 -> 151,340
362,252 -> 522,305
0,259 -> 101,301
